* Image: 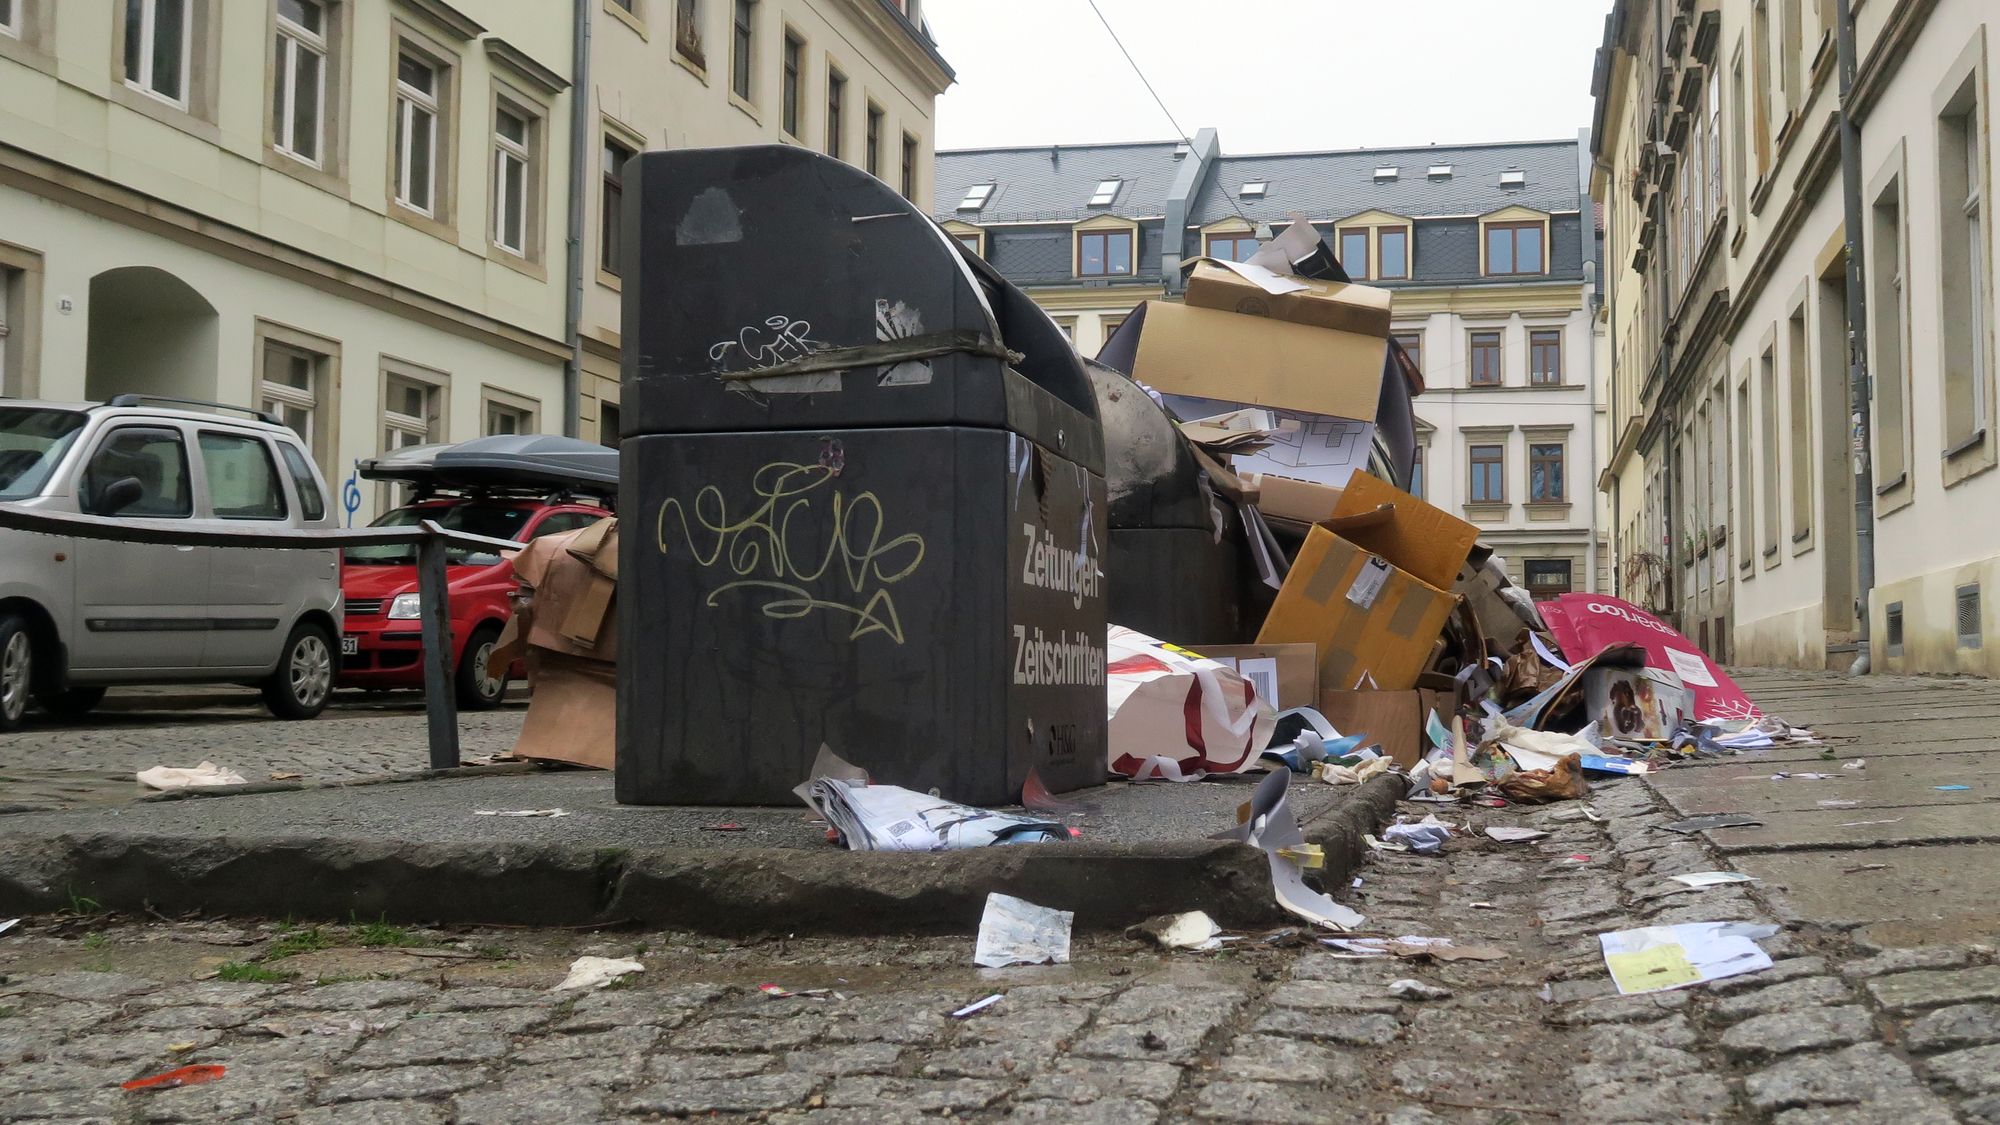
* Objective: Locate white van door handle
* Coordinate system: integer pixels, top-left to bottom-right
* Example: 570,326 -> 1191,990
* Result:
175,545 -> 196,552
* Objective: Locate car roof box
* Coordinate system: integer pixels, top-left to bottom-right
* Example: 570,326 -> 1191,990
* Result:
359,436 -> 618,498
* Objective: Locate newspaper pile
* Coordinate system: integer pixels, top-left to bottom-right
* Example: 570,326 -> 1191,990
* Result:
795,746 -> 1068,852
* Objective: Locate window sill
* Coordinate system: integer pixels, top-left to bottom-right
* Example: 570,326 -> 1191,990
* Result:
1523,381 -> 1577,390
487,243 -> 548,282
674,45 -> 710,85
604,0 -> 647,37
108,82 -> 221,146
1874,470 -> 1907,496
1461,502 -> 1511,520
262,148 -> 351,202
0,34 -> 56,78
729,92 -> 760,124
1750,171 -> 1777,217
1731,225 -> 1747,257
1462,381 -> 1509,391
1944,428 -> 1988,460
595,267 -> 623,292
388,202 -> 458,246
1943,428 -> 1998,489
1711,525 -> 1727,546
1791,528 -> 1811,544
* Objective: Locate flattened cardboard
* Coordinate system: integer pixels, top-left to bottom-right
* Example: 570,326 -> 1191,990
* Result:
1256,526 -> 1459,693
1130,301 -> 1384,422
1183,260 -> 1393,338
512,522 -> 621,662
1192,643 -> 1318,710
1585,665 -> 1693,742
511,652 -> 615,770
1327,472 -> 1480,591
1315,687 -> 1451,770
1242,471 -> 1343,526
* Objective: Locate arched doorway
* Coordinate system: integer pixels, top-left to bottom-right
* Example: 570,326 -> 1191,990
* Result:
84,266 -> 218,404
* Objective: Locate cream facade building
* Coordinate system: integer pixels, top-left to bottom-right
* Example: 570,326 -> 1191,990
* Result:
1592,0 -> 1999,674
936,133 -> 1607,595
0,0 -> 949,520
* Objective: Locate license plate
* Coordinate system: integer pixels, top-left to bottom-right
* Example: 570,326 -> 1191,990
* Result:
341,636 -> 358,656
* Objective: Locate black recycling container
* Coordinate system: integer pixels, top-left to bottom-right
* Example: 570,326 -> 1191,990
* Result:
616,145 -> 1109,808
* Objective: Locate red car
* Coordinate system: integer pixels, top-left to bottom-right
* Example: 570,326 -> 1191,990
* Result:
338,437 -> 616,707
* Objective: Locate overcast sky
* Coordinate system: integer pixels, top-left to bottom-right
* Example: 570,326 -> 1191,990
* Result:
926,0 -> 1611,154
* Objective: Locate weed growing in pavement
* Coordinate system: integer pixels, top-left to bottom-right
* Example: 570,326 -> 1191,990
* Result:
217,962 -> 297,983
0,1006 -> 17,1019
349,916 -> 427,948
81,932 -> 107,950
65,887 -> 103,915
265,926 -> 332,961
471,945 -> 510,960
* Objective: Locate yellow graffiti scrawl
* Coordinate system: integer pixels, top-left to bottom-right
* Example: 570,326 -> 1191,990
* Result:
656,461 -> 927,643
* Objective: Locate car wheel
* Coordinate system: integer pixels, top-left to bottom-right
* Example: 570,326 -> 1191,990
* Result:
455,624 -> 508,710
35,685 -> 107,721
0,614 -> 33,732
263,621 -> 336,720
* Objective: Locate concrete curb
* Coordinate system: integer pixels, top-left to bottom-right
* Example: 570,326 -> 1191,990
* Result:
0,775 -> 1401,936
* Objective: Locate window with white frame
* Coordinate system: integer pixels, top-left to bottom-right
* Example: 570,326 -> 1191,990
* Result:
261,340 -> 322,453
393,49 -> 442,216
1939,75 -> 1990,449
383,373 -> 440,453
485,397 -> 533,436
272,0 -> 327,166
124,0 -> 193,107
1,0 -> 20,38
492,102 -> 532,256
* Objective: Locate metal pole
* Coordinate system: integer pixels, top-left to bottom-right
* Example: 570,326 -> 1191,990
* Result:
1835,0 -> 1875,674
417,532 -> 461,769
560,0 -> 593,439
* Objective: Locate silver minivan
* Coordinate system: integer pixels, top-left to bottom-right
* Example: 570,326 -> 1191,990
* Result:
0,396 -> 342,729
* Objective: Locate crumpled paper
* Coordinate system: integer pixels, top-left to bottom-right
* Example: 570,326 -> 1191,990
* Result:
552,956 -> 644,992
136,762 -> 247,791
973,893 -> 1073,968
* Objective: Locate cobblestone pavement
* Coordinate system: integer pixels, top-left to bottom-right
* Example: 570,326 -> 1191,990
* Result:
5,766 -> 1995,1123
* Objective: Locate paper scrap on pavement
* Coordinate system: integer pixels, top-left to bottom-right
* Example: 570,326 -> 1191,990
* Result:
1219,769 -> 1365,930
1323,935 -> 1506,961
795,746 -> 1067,851
552,956 -> 643,992
950,994 -> 1003,1019
1134,911 -> 1226,951
1817,799 -> 1860,809
136,762 -> 247,791
974,893 -> 1073,968
1599,921 -> 1776,995
0,918 -> 18,937
1484,826 -> 1550,843
1663,814 -> 1764,834
1669,872 -> 1759,888
474,809 -> 569,817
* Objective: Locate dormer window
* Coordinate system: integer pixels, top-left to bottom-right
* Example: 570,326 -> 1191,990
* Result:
1374,167 -> 1398,181
1089,179 -> 1121,206
957,183 -> 994,211
1500,170 -> 1526,188
1428,164 -> 1453,179
1240,181 -> 1268,198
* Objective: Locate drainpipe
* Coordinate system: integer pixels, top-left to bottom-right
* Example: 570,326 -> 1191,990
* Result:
1599,151 -> 1621,599
1581,129 -> 1602,594
560,0 -> 593,439
1834,0 -> 1874,674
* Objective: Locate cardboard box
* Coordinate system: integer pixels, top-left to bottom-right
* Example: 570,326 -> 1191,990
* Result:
1326,472 -> 1480,591
1256,525 -> 1459,693
1584,665 -> 1693,741
1131,301 -> 1384,421
1241,471 -> 1343,526
1189,643 -> 1318,710
1184,260 -> 1393,338
1316,687 -> 1451,770
505,519 -> 619,771
513,651 -> 615,770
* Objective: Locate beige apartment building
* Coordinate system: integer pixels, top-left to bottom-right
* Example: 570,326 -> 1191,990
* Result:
1592,0 -> 1998,675
0,0 -> 949,518
577,0 -> 951,444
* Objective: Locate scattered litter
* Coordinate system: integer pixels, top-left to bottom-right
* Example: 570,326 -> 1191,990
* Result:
797,747 -> 1066,850
1843,862 -> 1890,873
1363,834 -> 1409,853
1383,822 -> 1454,855
267,772 -> 303,781
1663,814 -> 1764,833
1564,854 -> 1592,863
698,823 -> 747,832
166,1041 -> 198,1053
974,893 -> 1073,968
1598,921 -> 1779,995
1351,877 -> 1364,889
1816,799 -> 1860,809
552,956 -> 643,992
121,1065 -> 226,1091
1218,769 -> 1366,929
1484,826 -> 1550,843
1470,902 -> 1496,910
1323,935 -> 1506,961
1936,785 -> 1972,792
1771,772 -> 1832,781
1497,752 -> 1590,804
1276,843 -> 1325,870
1107,626 -> 1273,781
950,994 -> 1003,1019
1843,760 -> 1866,771
758,984 -> 833,999
1388,978 -> 1453,1001
474,808 -> 569,817
1669,872 -> 1759,889
1838,818 -> 1902,827
0,918 -> 18,937
1131,911 -> 1226,952
136,762 -> 246,791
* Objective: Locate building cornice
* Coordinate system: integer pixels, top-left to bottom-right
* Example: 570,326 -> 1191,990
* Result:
837,0 -> 954,97
400,0 -> 484,41
1850,0 -> 1943,124
1725,111 -> 1841,338
484,38 -> 568,96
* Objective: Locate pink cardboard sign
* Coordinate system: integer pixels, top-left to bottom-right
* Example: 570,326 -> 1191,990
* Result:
1537,594 -> 1761,721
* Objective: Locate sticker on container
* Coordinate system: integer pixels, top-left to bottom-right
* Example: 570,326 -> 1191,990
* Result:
1346,556 -> 1392,610
1664,647 -> 1718,687
1236,657 -> 1280,707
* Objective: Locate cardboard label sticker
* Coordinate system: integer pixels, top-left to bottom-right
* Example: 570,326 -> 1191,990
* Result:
1236,657 -> 1280,706
1346,556 -> 1391,609
1664,647 -> 1718,687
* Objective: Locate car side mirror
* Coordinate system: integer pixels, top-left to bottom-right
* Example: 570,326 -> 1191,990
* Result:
93,476 -> 144,516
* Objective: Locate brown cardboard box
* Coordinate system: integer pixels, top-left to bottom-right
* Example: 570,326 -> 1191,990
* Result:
1183,260 -> 1394,338
512,652 -> 615,770
1256,525 -> 1459,693
505,518 -> 619,770
511,522 -> 620,662
1188,643 -> 1318,710
1326,472 -> 1480,591
1316,688 -> 1450,770
1130,301 -> 1384,421
1240,471 -> 1343,527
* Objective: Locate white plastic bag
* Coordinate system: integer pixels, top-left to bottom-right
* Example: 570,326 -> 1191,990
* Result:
1105,626 -> 1275,780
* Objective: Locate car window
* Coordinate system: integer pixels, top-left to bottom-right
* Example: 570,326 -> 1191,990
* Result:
343,503 -> 535,565
277,442 -> 327,521
530,511 -> 604,539
81,426 -> 193,518
198,432 -> 288,520
0,407 -> 87,501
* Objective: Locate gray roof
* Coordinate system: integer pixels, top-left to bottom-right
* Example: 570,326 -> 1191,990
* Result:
933,141 -> 1185,224
1190,140 -> 1583,223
